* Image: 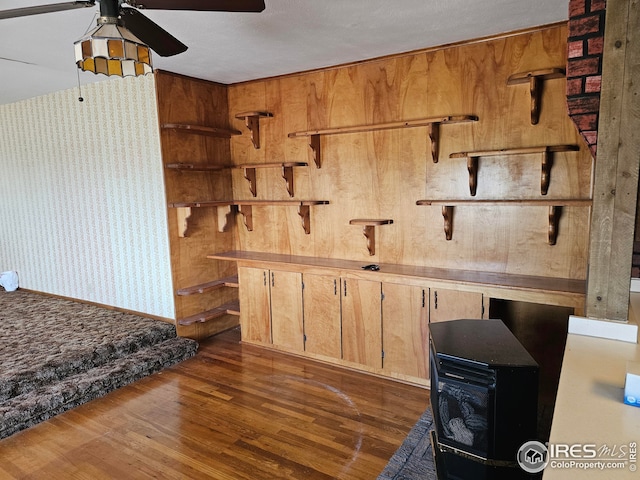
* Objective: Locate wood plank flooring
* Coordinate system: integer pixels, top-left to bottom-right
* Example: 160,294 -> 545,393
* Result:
0,327 -> 429,479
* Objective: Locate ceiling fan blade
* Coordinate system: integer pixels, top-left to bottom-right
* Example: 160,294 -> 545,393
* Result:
126,0 -> 265,13
0,56 -> 37,66
120,7 -> 187,57
0,1 -> 95,20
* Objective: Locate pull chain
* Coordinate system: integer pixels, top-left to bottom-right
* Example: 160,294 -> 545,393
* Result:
76,68 -> 84,102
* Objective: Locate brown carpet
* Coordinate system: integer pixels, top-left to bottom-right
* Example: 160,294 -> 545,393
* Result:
0,290 -> 197,439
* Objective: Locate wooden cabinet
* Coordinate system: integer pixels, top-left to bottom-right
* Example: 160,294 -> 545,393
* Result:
270,270 -> 304,352
218,250 -> 585,387
238,266 -> 304,350
341,279 -> 383,369
429,288 -> 484,323
238,266 -> 271,345
302,273 -> 342,358
382,283 -> 429,380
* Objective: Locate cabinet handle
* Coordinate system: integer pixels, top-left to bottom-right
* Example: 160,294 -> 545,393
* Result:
334,279 -> 337,295
263,271 -> 267,286
434,290 -> 438,309
422,289 -> 425,308
271,272 -> 275,287
344,280 -> 347,297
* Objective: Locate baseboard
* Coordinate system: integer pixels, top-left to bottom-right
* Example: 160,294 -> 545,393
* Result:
19,288 -> 175,323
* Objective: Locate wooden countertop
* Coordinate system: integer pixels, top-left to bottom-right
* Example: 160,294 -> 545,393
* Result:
208,250 -> 586,309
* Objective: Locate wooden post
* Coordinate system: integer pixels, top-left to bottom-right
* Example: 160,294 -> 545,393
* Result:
586,0 -> 640,321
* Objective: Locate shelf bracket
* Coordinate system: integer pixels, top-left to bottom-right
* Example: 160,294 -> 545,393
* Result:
548,205 -> 562,245
282,165 -> 295,197
309,134 -> 321,168
176,207 -> 192,238
362,226 -> 376,256
541,150 -> 552,195
298,205 -> 311,234
507,68 -> 565,125
349,219 -> 393,255
467,156 -> 478,196
450,144 -> 578,196
237,204 -> 253,232
234,111 -> 273,149
442,206 -> 454,241
216,205 -> 233,233
428,122 -> 440,163
529,76 -> 542,125
242,167 -> 257,197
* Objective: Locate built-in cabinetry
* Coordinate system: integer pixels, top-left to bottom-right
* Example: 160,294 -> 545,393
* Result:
158,28 -> 591,381
236,266 -> 271,344
238,266 -> 305,351
211,250 -> 583,386
381,285 -> 483,380
302,274 -> 342,358
341,278 -> 383,369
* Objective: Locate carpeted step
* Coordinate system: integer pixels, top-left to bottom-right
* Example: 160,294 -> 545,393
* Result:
0,336 -> 198,439
1,292 -> 182,402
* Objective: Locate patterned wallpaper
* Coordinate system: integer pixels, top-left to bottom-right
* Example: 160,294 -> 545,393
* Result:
0,75 -> 175,319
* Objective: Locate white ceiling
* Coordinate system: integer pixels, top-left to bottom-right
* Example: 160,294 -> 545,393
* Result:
0,0 -> 569,105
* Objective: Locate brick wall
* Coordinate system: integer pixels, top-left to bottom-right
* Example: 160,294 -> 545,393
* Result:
567,0 -> 606,158
567,2 -> 640,279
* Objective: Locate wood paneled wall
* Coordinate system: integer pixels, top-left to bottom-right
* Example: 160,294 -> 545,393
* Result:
227,25 -> 592,280
155,71 -> 238,338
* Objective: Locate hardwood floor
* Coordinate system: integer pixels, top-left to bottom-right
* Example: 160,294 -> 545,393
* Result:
0,327 -> 429,480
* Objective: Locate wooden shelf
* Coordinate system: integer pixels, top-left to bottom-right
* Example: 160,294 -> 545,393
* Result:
178,301 -> 240,326
233,200 -> 329,234
288,115 -> 478,166
235,162 -> 308,197
161,123 -> 242,138
208,250 -> 586,311
349,219 -> 394,256
416,199 -> 592,245
165,163 -> 227,171
168,200 -> 329,235
507,68 -> 566,125
176,275 -> 239,296
234,111 -> 273,149
166,162 -> 308,197
417,199 -> 592,206
449,145 -> 580,196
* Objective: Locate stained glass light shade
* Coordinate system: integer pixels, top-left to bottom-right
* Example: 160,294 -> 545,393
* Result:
74,20 -> 152,77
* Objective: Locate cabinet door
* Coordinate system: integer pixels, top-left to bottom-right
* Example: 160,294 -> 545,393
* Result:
303,273 -> 342,359
382,283 -> 429,380
270,270 -> 304,352
429,288 -> 483,323
238,266 -> 271,344
342,278 -> 382,369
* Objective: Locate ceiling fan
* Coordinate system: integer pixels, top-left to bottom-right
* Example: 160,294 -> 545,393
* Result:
0,0 -> 266,58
